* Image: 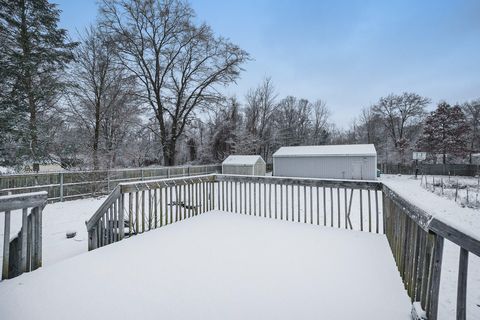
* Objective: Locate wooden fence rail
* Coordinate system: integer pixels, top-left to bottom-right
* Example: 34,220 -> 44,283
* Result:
85,174 -> 478,320
85,174 -> 383,249
214,175 -> 383,233
0,164 -> 221,203
1,191 -> 47,280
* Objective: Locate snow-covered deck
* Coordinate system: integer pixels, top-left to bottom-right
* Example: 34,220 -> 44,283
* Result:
0,211 -> 410,320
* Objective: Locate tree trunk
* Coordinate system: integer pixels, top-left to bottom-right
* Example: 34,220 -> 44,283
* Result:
28,88 -> 37,161
20,0 -> 37,161
162,140 -> 176,166
93,103 -> 100,170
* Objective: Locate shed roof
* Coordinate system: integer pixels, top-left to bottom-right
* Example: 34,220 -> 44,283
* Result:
222,155 -> 265,165
273,144 -> 377,157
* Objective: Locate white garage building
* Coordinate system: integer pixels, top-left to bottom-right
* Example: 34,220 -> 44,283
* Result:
222,155 -> 266,176
273,144 -> 377,180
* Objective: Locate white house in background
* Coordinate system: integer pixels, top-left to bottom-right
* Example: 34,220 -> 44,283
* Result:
222,155 -> 266,176
273,144 -> 377,180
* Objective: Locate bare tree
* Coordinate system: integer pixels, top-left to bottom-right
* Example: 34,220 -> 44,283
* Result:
274,96 -> 309,146
66,25 -> 138,169
310,99 -> 330,144
100,0 -> 249,165
244,77 -> 277,160
373,92 -> 429,162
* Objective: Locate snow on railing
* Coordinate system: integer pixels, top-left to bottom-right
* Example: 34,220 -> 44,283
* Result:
214,175 -> 383,232
1,191 -> 47,280
85,174 -> 383,249
86,175 -> 216,250
383,185 -> 479,320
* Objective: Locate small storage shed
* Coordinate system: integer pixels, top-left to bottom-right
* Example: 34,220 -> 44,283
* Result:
222,155 -> 266,176
273,144 -> 377,180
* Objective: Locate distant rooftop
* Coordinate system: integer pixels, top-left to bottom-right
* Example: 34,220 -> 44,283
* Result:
273,144 -> 377,157
222,155 -> 265,165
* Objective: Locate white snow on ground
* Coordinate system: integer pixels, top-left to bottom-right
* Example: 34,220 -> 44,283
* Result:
382,175 -> 479,245
0,212 -> 411,320
0,166 -> 15,174
0,197 -> 105,266
381,174 -> 480,320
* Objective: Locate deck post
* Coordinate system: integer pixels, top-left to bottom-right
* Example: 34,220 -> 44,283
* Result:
427,233 -> 444,320
59,173 -> 64,202
119,193 -> 125,239
2,210 -> 11,279
456,248 -> 468,320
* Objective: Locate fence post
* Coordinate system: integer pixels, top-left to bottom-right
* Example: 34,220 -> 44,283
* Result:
107,169 -> 110,192
2,208 -> 11,279
167,168 -> 170,178
59,173 -> 64,202
141,169 -> 144,181
187,167 -> 190,176
455,179 -> 459,202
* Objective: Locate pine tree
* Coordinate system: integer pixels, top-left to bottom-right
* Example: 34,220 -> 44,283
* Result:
417,102 -> 469,164
0,0 -> 76,165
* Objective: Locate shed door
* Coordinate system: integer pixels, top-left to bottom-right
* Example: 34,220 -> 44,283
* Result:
351,160 -> 362,179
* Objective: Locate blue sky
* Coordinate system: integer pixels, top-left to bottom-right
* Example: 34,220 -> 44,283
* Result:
53,0 -> 480,127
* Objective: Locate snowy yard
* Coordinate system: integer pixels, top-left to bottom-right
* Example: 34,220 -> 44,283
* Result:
0,212 -> 411,320
420,174 -> 480,209
0,197 -> 105,266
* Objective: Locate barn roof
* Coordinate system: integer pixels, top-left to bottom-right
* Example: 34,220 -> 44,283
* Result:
273,144 -> 377,157
222,155 -> 265,165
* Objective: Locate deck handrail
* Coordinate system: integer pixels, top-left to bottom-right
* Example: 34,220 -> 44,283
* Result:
1,191 -> 47,280
85,174 -> 216,250
0,191 -> 47,212
85,186 -> 121,231
382,184 -> 478,320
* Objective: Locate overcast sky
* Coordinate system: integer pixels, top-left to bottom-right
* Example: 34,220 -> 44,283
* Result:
54,0 -> 480,127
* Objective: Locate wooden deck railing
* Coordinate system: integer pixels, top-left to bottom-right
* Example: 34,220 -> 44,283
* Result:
86,175 -> 216,250
383,185 -> 479,320
85,174 -> 383,248
86,174 -> 479,320
1,191 -> 47,280
214,175 -> 383,233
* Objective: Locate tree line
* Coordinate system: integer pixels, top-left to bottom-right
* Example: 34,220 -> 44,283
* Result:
346,94 -> 479,165
1,0 -> 479,172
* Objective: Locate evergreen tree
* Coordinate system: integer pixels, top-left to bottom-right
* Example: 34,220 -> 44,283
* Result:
417,102 -> 469,164
0,0 -> 76,165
